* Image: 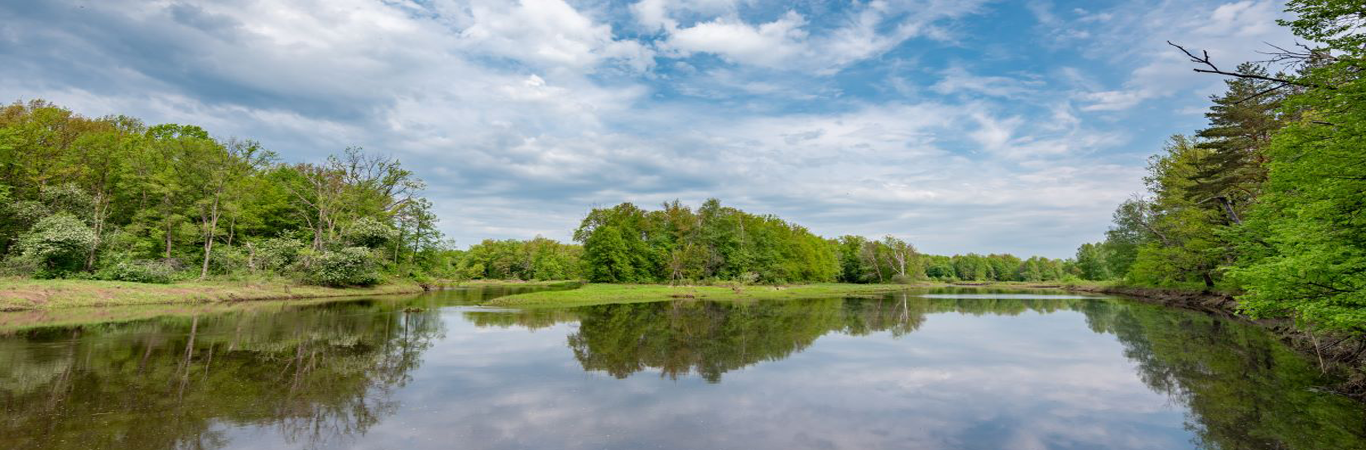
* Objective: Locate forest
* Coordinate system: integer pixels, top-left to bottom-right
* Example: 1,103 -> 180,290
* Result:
1072,0 -> 1366,333
0,101 -> 449,286
0,100 -> 1071,289
560,199 -> 1073,285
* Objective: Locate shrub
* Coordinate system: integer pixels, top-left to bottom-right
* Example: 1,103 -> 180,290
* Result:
98,260 -> 176,284
0,253 -> 42,277
17,213 -> 95,274
207,245 -> 247,275
252,237 -> 304,272
345,217 -> 397,249
309,246 -> 381,287
39,183 -> 94,218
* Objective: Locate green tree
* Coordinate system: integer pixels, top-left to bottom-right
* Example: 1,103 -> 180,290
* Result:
584,225 -> 634,282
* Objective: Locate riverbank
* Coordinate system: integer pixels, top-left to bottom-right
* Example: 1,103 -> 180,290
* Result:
485,283 -> 913,308
0,278 -> 431,311
0,278 -> 579,312
1063,283 -> 1366,400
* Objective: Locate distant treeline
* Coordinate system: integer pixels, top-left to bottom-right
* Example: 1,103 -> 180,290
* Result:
0,101 -> 1074,289
457,199 -> 1075,285
0,100 -> 449,286
1072,1 -> 1366,333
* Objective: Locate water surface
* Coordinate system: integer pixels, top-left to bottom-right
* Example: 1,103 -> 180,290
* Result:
2,286 -> 1363,449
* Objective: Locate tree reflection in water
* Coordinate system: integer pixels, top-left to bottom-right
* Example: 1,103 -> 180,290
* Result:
2,288 -> 1364,450
0,302 -> 444,450
477,293 -> 1366,449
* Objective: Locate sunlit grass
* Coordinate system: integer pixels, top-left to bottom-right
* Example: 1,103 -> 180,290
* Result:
484,283 -> 918,308
0,278 -> 428,311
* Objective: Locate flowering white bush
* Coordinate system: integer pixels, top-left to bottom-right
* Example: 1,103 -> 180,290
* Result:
17,213 -> 95,273
309,246 -> 381,286
344,217 -> 398,249
255,237 -> 305,272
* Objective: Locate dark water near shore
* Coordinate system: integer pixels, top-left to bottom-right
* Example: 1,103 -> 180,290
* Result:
2,286 -> 1364,449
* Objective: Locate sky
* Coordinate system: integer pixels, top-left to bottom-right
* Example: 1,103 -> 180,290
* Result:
0,0 -> 1298,258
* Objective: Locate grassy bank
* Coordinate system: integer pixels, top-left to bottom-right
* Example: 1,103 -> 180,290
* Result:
0,295 -> 410,334
484,283 -> 915,308
0,278 -> 431,311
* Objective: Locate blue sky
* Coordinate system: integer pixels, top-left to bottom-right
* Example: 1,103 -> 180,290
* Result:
0,0 -> 1295,257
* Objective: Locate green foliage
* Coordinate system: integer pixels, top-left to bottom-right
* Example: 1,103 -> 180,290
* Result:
16,213 -> 95,275
574,200 -> 844,284
570,200 -> 1071,285
252,237 -> 305,272
1230,86 -> 1366,331
97,260 -> 177,284
1074,242 -> 1111,281
456,237 -> 582,281
1083,2 -> 1366,333
0,100 -> 443,285
345,217 -> 397,249
309,247 -> 382,287
584,225 -> 635,282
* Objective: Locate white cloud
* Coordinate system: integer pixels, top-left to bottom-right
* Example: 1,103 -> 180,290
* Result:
0,0 -> 1280,257
652,0 -> 991,73
456,0 -> 655,73
931,65 -> 1043,98
661,11 -> 809,68
1065,0 -> 1295,113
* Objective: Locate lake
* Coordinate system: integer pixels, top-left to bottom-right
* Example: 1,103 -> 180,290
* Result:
2,286 -> 1363,449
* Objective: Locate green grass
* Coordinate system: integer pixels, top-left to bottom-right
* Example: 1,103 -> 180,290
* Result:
0,278 -> 430,311
0,294 -> 408,334
484,283 -> 915,308
421,279 -> 582,289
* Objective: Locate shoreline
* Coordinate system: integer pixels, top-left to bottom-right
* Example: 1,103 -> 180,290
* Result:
7,277 -> 1363,402
0,278 -> 578,312
485,283 -> 914,308
1064,283 -> 1366,402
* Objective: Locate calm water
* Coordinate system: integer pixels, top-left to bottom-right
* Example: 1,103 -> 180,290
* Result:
2,286 -> 1364,450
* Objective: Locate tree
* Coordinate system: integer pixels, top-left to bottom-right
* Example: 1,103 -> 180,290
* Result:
881,236 -> 922,282
1190,63 -> 1287,225
188,139 -> 272,279
0,100 -> 445,284
1074,242 -> 1111,281
584,225 -> 633,283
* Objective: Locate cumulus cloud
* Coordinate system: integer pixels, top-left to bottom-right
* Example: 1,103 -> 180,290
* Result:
0,0 -> 1286,257
651,0 -> 991,73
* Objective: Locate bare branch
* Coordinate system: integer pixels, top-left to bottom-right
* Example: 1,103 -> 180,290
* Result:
1233,84 -> 1286,105
1167,41 -> 1330,89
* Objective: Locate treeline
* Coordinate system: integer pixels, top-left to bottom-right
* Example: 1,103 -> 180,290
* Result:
454,237 -> 583,281
1074,1 -> 1366,333
0,101 -> 450,286
575,200 -> 839,283
562,199 -> 1076,285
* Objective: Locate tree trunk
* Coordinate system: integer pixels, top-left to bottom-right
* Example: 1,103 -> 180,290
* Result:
163,193 -> 174,259
246,242 -> 256,273
199,196 -> 220,280
85,193 -> 109,271
1218,196 -> 1242,225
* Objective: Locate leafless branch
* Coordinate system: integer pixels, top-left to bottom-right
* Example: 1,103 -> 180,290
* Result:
1167,41 -> 1329,89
